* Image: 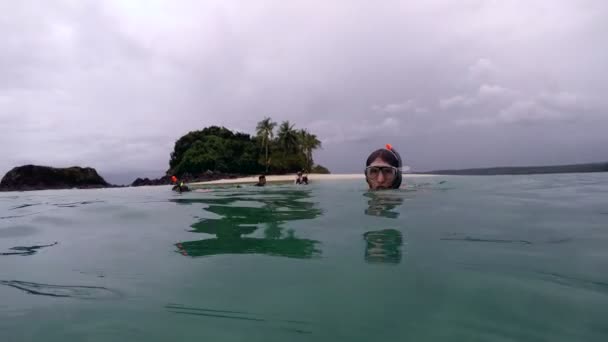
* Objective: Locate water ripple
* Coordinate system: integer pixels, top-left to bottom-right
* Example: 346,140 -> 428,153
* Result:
441,234 -> 533,245
0,280 -> 121,299
9,203 -> 42,210
0,212 -> 42,220
1,242 -> 58,256
165,303 -> 313,334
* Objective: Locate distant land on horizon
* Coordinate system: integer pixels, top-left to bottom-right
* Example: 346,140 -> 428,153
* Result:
5,161 -> 608,188
105,161 -> 608,184
422,161 -> 608,176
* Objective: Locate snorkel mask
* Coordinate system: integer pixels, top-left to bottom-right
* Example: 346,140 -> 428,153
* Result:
365,144 -> 403,189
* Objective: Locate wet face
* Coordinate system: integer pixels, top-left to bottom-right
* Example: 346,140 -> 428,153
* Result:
259,177 -> 266,185
366,158 -> 397,190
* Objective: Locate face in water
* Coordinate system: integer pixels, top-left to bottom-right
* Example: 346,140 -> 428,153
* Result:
366,157 -> 398,190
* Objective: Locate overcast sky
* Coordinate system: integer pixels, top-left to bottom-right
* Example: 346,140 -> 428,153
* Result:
1,0 -> 607,184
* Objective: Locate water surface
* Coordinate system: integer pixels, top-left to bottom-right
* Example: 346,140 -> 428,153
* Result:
1,174 -> 608,341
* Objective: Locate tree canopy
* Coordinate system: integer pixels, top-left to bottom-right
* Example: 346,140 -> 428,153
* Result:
169,119 -> 327,176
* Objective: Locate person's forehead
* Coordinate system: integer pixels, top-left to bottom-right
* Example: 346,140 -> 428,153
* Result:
369,158 -> 392,167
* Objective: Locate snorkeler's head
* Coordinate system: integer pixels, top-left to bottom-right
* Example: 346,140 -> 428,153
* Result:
365,144 -> 403,190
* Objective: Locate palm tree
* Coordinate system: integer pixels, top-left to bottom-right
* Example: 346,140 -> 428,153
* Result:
298,129 -> 322,171
277,121 -> 298,153
256,117 -> 276,172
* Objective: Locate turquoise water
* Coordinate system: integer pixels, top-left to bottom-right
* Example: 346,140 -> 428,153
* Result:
1,174 -> 608,341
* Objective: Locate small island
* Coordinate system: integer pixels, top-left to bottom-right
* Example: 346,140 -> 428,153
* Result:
131,118 -> 329,186
0,165 -> 110,192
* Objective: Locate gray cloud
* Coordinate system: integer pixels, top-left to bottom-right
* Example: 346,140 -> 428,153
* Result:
439,95 -> 477,110
1,0 -> 607,183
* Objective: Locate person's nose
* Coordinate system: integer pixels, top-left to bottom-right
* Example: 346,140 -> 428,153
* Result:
377,171 -> 385,183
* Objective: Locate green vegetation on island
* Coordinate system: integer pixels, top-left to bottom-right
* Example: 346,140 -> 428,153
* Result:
168,118 -> 327,177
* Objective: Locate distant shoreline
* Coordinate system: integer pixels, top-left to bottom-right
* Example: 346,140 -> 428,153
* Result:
3,161 -> 607,192
188,173 -> 436,187
423,162 -> 608,176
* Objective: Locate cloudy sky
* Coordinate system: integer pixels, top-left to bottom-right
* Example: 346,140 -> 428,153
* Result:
1,0 -> 606,184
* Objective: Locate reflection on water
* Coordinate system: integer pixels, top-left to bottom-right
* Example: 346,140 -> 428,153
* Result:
363,191 -> 405,264
363,229 -> 403,264
173,189 -> 322,258
363,192 -> 404,219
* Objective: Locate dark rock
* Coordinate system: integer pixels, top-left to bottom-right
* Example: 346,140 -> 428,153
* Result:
0,165 -> 110,192
130,172 -> 244,188
130,175 -> 172,187
131,178 -> 152,187
153,175 -> 172,185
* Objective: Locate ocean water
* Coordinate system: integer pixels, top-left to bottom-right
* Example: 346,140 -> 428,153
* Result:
1,174 -> 607,341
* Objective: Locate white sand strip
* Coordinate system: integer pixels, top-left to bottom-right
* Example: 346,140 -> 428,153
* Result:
188,173 -> 434,187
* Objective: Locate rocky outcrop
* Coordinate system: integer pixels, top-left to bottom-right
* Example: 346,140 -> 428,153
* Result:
130,170 -> 242,187
0,165 -> 110,191
131,176 -> 172,187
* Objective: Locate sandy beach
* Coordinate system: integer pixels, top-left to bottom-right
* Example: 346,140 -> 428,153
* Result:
188,173 -> 435,187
